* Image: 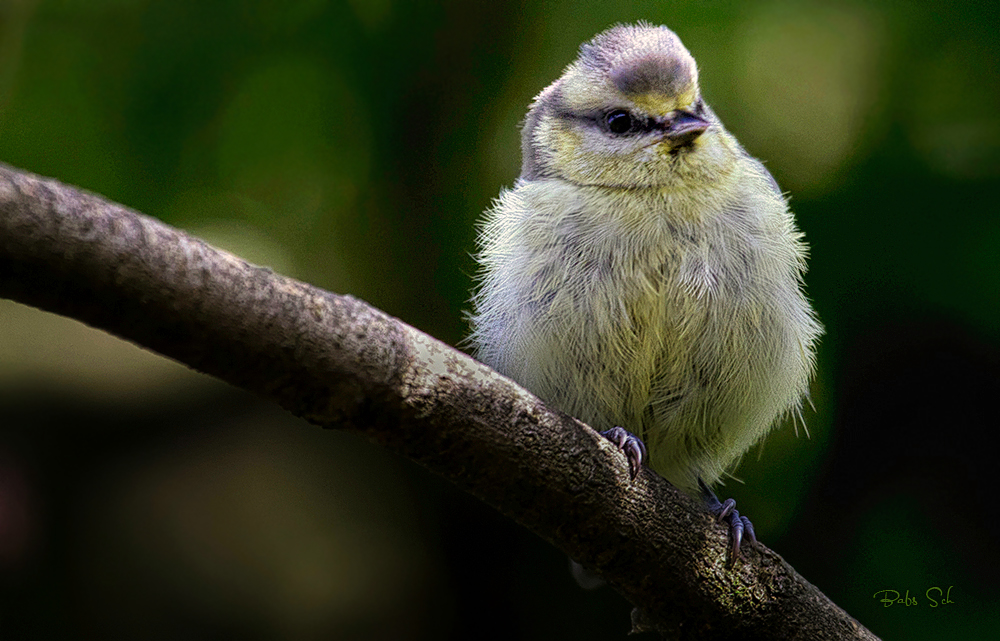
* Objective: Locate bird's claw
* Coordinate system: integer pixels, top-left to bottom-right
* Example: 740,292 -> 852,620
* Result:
720,509 -> 756,558
700,479 -> 757,559
599,426 -> 647,481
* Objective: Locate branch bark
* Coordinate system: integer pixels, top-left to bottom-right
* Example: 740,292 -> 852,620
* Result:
0,162 -> 877,640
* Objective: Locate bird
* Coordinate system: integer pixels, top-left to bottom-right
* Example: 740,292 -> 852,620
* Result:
467,22 -> 822,557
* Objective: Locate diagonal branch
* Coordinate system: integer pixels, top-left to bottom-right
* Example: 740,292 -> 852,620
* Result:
0,162 -> 877,640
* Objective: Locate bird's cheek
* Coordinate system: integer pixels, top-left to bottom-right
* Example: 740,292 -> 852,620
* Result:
552,130 -> 584,172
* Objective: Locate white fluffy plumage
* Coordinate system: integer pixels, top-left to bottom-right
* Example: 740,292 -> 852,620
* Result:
468,23 -> 822,494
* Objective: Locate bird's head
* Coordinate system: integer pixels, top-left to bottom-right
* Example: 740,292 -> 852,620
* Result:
522,23 -> 735,189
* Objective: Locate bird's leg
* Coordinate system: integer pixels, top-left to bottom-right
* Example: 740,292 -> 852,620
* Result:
699,478 -> 757,558
599,426 -> 647,481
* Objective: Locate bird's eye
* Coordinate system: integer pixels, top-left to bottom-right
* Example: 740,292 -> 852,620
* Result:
605,110 -> 633,134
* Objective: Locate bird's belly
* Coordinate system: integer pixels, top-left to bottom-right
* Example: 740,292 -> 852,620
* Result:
512,258 -> 801,490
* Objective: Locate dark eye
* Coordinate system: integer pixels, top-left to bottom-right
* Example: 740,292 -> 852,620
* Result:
605,110 -> 633,134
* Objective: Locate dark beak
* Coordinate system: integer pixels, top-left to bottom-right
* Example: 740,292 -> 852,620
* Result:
659,111 -> 710,146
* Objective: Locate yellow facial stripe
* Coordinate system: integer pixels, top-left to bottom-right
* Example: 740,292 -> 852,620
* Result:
630,87 -> 698,116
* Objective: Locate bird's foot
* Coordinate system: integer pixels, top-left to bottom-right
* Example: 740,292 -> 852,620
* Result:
699,478 -> 757,559
599,426 -> 647,481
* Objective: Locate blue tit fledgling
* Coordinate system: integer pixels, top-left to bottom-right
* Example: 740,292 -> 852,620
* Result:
468,23 -> 822,554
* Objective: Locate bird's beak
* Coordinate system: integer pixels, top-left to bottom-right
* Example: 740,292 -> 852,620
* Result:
658,111 -> 710,146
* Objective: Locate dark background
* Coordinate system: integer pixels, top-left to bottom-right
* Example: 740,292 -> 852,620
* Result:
1,1 -> 998,639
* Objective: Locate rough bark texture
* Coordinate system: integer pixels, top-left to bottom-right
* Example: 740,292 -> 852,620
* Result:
0,162 -> 878,640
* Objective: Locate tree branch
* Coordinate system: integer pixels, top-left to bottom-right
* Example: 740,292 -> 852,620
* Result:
0,162 -> 877,640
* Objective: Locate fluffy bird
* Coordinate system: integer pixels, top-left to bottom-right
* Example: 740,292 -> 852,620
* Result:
468,23 -> 822,555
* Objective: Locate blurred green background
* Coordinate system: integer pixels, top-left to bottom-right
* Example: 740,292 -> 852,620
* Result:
1,0 -> 998,639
